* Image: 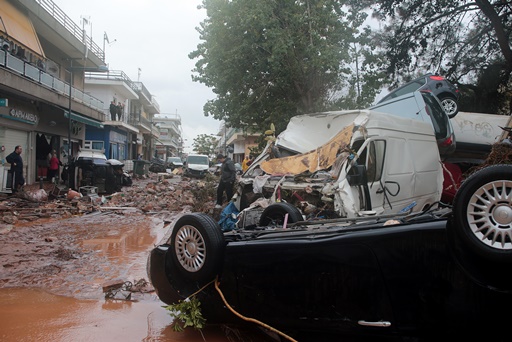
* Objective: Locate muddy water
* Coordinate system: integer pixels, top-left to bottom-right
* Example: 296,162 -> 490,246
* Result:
0,215 -> 237,342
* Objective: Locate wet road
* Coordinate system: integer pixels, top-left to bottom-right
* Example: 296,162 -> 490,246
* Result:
0,210 -> 250,342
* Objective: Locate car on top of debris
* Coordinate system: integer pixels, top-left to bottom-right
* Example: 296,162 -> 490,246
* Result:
378,73 -> 460,116
148,161 -> 512,340
370,89 -> 456,156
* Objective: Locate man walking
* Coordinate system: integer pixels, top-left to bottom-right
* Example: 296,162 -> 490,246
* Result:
6,145 -> 25,194
215,154 -> 236,209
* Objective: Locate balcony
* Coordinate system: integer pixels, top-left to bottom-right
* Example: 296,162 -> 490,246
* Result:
0,49 -> 104,114
128,113 -> 159,139
85,70 -> 138,100
132,82 -> 160,114
25,0 -> 105,64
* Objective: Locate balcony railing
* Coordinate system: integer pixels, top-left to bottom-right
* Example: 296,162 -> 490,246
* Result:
133,81 -> 160,112
85,70 -> 134,86
34,0 -> 105,61
0,49 -> 104,112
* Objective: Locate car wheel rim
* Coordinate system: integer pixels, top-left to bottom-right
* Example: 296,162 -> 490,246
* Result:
441,98 -> 457,115
467,180 -> 512,250
175,224 -> 206,272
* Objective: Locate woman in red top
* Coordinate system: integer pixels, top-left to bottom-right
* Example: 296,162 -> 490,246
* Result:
48,150 -> 62,182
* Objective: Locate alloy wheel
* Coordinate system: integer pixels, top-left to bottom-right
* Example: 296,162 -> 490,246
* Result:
466,180 -> 512,250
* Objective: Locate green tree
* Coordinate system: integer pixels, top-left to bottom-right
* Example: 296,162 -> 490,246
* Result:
190,0 -> 368,134
192,134 -> 218,156
351,0 -> 512,113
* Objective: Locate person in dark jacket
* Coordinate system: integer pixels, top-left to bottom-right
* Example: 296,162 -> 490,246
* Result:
215,154 -> 236,208
6,145 -> 25,193
109,100 -> 117,120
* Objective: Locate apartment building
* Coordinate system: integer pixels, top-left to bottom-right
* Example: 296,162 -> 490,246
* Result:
0,0 -> 162,191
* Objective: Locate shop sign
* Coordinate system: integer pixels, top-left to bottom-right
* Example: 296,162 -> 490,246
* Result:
8,108 -> 39,124
0,99 -> 7,107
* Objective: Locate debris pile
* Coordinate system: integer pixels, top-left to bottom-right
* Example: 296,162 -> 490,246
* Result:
466,140 -> 512,177
0,173 -> 220,227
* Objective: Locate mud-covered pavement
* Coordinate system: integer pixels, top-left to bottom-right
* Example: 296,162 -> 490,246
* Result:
0,174 -> 272,342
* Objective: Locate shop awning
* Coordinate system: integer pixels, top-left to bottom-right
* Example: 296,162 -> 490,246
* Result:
0,0 -> 45,57
64,111 -> 104,128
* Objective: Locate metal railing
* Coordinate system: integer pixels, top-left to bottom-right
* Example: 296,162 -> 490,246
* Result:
132,81 -> 160,112
34,0 -> 105,61
0,49 -> 104,112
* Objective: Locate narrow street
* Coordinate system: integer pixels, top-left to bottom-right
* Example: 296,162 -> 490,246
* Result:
0,175 -> 270,342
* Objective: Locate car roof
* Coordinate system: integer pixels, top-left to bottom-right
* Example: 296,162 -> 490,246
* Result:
378,74 -> 432,103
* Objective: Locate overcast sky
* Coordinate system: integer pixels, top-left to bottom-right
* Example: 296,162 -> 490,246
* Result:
51,0 -> 221,152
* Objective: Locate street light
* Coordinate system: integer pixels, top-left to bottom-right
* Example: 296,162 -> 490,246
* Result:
67,59 -> 73,187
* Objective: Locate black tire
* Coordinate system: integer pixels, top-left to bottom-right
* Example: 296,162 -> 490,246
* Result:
166,213 -> 225,298
438,95 -> 458,117
452,164 -> 512,262
147,245 -> 183,304
259,202 -> 304,227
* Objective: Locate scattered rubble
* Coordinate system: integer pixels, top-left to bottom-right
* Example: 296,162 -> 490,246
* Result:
0,172 -> 220,227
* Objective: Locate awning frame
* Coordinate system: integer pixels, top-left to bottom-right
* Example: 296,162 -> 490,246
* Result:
64,111 -> 104,128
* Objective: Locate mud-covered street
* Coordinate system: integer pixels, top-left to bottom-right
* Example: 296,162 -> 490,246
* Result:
0,175 -> 271,342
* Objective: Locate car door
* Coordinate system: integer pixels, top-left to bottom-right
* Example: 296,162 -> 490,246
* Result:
225,233 -> 396,335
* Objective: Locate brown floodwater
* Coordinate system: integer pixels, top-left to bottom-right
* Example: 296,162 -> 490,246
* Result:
0,214 -> 245,342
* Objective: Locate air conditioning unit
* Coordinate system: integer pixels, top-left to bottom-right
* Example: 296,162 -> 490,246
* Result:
0,38 -> 10,51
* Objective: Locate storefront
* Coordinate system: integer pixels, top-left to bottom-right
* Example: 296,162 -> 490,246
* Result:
0,101 -> 35,191
86,126 -> 128,161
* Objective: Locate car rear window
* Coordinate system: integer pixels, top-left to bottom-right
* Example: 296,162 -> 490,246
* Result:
381,79 -> 425,101
421,92 -> 448,139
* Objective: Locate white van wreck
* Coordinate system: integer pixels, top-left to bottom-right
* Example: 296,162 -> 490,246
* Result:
234,109 -> 443,227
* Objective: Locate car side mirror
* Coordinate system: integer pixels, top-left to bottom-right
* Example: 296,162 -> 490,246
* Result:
347,164 -> 368,186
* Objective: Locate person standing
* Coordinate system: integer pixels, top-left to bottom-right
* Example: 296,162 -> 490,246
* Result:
215,154 -> 236,209
117,102 -> 123,121
109,100 -> 117,121
6,145 -> 25,194
47,150 -> 62,183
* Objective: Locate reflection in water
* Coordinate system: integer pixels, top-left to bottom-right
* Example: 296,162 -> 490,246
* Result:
81,219 -> 163,281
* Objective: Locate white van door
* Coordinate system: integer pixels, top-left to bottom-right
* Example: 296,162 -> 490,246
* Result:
338,136 -> 442,217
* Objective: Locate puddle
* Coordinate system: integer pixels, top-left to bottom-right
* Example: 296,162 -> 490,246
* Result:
0,213 -> 276,341
0,287 -> 233,342
81,217 -> 168,283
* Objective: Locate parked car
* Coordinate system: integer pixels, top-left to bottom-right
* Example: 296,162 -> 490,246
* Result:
377,73 -> 460,117
166,156 -> 183,170
149,157 -> 166,173
183,154 -> 210,178
147,163 -> 512,340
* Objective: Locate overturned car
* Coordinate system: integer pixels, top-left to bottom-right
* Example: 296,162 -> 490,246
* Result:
65,149 -> 131,194
148,161 -> 512,340
147,97 -> 512,338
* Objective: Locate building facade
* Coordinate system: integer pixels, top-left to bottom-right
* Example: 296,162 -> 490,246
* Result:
0,0 -> 161,191
153,114 -> 183,160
